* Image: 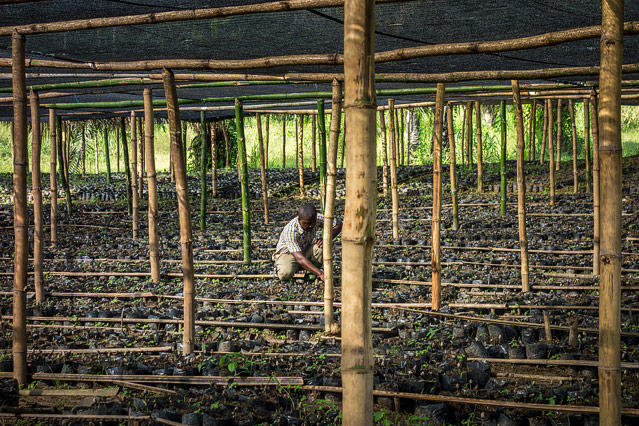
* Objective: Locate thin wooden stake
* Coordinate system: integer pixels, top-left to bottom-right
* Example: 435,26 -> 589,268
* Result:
466,101 -> 473,166
379,109 -> 389,197
256,113 -> 269,224
475,100 -> 483,192
116,122 -> 119,173
143,88 -> 160,283
547,99 -> 555,206
540,99 -> 548,164
591,90 -> 600,276
49,109 -> 57,247
56,117 -> 72,215
388,100 -> 399,241
235,99 -> 252,264
200,111 -> 208,231
431,83 -> 444,311
584,99 -> 591,193
528,100 -> 536,161
210,122 -> 218,198
569,99 -> 578,193
318,101 -> 328,211
119,118 -> 132,215
282,114 -> 286,169
499,100 -> 507,216
340,118 -> 346,168
556,99 -> 563,171
446,102 -> 458,231
30,90 -> 44,303
311,114 -> 317,172
461,104 -> 467,165
222,120 -> 230,168
265,114 -> 270,168
298,114 -> 305,197
138,116 -> 144,198
130,112 -> 139,240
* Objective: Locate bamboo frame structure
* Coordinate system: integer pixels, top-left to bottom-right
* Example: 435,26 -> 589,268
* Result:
446,102 -> 458,231
547,99 -> 555,206
12,31 -> 28,386
388,100 -> 399,240
598,1 -> 623,423
130,112 -> 139,240
318,100 -> 328,211
324,79 -> 342,335
569,99 -> 578,193
341,0 -> 376,421
210,122 -> 218,198
256,113 -> 269,224
475,100 -> 483,192
431,83 -> 444,311
282,114 -> 286,169
591,90 -> 600,275
235,99 -> 252,264
555,99 -> 563,171
49,109 -> 57,247
30,90 -> 44,303
500,100 -> 507,216
584,99 -> 591,193
379,109 -> 389,197
512,80 -> 530,292
119,118 -> 132,215
298,114 -> 305,197
143,88 -> 160,284
104,126 -> 111,185
200,111 -> 208,231
163,68 -> 195,355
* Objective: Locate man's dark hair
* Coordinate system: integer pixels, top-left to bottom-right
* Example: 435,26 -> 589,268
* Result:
298,203 -> 317,220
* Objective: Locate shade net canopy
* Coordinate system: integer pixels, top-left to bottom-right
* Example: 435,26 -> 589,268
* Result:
1,0 -> 639,121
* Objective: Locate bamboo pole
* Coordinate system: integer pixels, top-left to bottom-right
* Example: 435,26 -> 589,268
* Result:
379,109 -> 389,198
311,115 -> 317,172
540,99 -> 548,164
500,100 -> 507,216
143,88 -> 160,284
81,123 -> 85,176
318,100 -> 327,211
528,100 -> 536,161
56,117 -> 72,215
235,99 -> 252,264
465,101 -> 473,166
116,123 -> 120,173
394,107 -> 400,168
265,115 -> 270,167
556,99 -> 563,170
210,123 -> 218,198
256,113 -> 269,224
138,117 -> 144,199
341,0 -> 376,421
432,83 -> 444,311
298,114 -> 305,197
12,31 -> 28,386
222,120 -> 230,168
182,121 -> 188,170
130,112 -> 139,240
591,90 -> 600,276
200,111 -> 208,231
584,99 -> 591,193
324,79 -> 342,335
163,68 -> 195,355
49,109 -> 57,247
295,115 -> 299,169
119,118 -> 132,215
569,99 -> 578,193
61,122 -> 68,186
406,109 -> 411,166
447,102 -> 458,231
388,100 -> 399,240
282,114 -> 286,169
598,1 -> 623,424
400,108 -> 405,165
340,119 -> 346,168
461,104 -> 467,165
511,80 -> 530,292
475,100 -> 483,192
30,90 -> 44,303
102,126 -> 111,185
547,99 -> 555,206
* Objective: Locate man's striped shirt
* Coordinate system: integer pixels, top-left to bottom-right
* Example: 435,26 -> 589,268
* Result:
274,213 -> 325,257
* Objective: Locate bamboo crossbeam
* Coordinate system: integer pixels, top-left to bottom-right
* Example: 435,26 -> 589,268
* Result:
467,357 -> 639,370
0,346 -> 172,355
112,380 -> 177,395
0,414 -> 151,422
19,387 -> 119,397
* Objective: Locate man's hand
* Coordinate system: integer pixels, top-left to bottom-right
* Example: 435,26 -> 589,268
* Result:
315,238 -> 323,248
318,270 -> 325,282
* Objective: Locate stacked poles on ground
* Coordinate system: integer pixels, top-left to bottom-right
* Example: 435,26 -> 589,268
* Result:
379,109 -> 389,197
512,80 -> 530,292
143,88 -> 160,284
584,98 -> 592,193
475,100 -> 483,192
446,102 -> 459,231
500,100 -> 507,216
598,1 -> 623,423
12,31 -> 28,386
323,79 -> 342,335
388,99 -> 399,240
119,117 -> 132,215
200,111 -> 208,231
256,113 -> 269,224
210,122 -> 218,198
591,90 -> 600,276
318,100 -> 327,211
556,99 -> 563,171
341,0 -> 376,421
547,99 -> 555,206
49,109 -> 57,247
162,68 -> 195,355
431,83 -> 444,311
130,111 -> 139,240
569,100 -> 578,193
235,99 -> 252,264
30,90 -> 44,303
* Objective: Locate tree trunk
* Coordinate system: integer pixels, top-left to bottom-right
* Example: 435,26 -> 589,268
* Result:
265,115 -> 270,168
81,123 -> 86,176
57,117 -> 72,215
298,115 -> 305,197
540,99 -> 548,164
222,120 -> 230,168
143,88 -> 161,283
105,126 -> 112,185
465,101 -> 473,166
282,115 -> 286,169
138,117 -> 144,198
211,123 -> 218,198
528,100 -> 536,161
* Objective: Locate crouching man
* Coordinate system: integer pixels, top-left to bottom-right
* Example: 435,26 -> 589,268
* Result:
273,203 -> 342,282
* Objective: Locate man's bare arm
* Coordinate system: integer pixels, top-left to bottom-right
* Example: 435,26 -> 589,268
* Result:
292,251 -> 324,281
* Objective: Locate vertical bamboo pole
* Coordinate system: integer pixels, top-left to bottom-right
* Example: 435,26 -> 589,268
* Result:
400,108 -> 405,165
379,109 -> 389,198
341,0 -> 376,421
475,100 -> 483,192
591,91 -> 600,276
324,79 -> 342,335
57,117 -> 72,215
500,100 -> 507,216
130,112 -> 139,240
295,115 -> 299,169
120,118 -> 132,215
138,117 -> 144,198
598,2 -> 623,423
569,99 -> 578,193
200,111 -> 208,231
12,30 -> 28,386
61,122 -> 69,185
556,99 -> 563,171
30,90 -> 44,303
256,113 -> 269,224
512,80 -> 530,292
388,100 -> 399,241
182,121 -> 188,170
528,100 -> 536,161
311,115 -> 317,172
318,100 -> 328,211
282,114 -> 287,169
81,123 -> 86,176
211,123 -> 218,198
49,109 -> 57,247
540,100 -> 548,164
432,83 -> 444,311
584,99 -> 592,193
144,88 -> 160,284
447,102 -> 458,231
547,99 -> 555,206
466,101 -> 473,166
394,107 -> 400,168
406,109 -> 411,166
116,124 -> 120,174
298,115 -> 305,197
104,125 -> 112,185
235,99 -> 252,264
222,120 -> 230,168
94,132 -> 99,175
340,119 -> 346,169
461,104 -> 467,166
163,68 -> 195,355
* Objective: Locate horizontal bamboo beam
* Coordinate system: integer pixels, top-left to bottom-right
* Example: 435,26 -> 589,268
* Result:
467,357 -> 639,370
19,387 -> 119,397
